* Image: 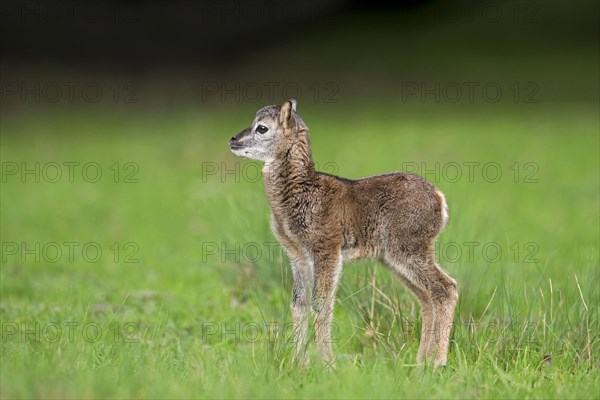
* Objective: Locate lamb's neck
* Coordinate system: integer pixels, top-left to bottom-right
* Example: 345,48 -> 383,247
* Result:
262,143 -> 316,207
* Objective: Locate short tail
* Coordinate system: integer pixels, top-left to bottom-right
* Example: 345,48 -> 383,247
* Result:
435,189 -> 450,229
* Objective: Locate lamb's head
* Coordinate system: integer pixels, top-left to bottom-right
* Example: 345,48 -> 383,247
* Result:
229,99 -> 308,162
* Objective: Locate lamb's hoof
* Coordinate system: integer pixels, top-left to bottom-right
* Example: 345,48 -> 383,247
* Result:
433,358 -> 448,369
321,357 -> 336,372
292,355 -> 310,370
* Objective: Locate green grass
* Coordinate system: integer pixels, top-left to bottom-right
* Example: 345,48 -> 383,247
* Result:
0,100 -> 598,398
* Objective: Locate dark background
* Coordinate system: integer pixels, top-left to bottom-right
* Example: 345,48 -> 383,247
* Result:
1,0 -> 598,110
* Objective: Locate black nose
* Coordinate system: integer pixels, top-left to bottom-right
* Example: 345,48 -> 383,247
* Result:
229,136 -> 242,149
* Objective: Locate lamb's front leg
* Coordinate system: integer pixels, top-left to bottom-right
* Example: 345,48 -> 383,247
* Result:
290,257 -> 313,365
312,251 -> 342,369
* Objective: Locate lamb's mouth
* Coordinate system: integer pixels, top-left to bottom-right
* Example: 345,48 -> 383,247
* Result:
229,145 -> 252,157
229,140 -> 247,151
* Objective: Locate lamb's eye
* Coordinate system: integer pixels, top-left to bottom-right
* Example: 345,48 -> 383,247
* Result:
256,125 -> 268,134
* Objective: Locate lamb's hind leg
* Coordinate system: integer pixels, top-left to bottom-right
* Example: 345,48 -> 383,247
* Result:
415,256 -> 457,367
386,251 -> 457,367
383,257 -> 435,364
430,265 -> 458,366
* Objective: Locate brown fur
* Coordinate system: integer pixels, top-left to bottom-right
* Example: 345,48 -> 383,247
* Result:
229,100 -> 458,368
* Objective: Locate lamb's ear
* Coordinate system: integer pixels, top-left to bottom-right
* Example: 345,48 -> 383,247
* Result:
279,100 -> 296,130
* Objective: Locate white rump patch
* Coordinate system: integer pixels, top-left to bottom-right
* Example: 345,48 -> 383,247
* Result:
436,189 -> 449,228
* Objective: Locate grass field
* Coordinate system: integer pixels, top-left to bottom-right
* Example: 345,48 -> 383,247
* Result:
1,100 -> 598,398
